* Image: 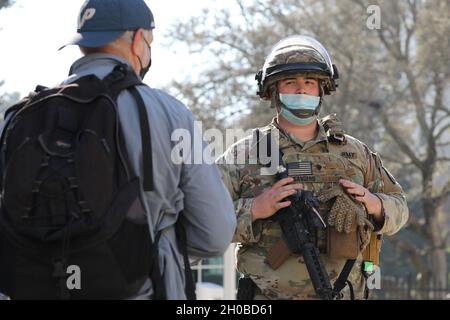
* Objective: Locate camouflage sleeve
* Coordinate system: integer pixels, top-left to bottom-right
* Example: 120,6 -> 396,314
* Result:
364,148 -> 409,236
233,198 -> 264,243
216,145 -> 264,244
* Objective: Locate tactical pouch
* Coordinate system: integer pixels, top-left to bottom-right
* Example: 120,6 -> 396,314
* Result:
358,218 -> 374,254
327,227 -> 359,260
326,190 -> 377,260
266,239 -> 292,270
362,233 -> 382,265
327,216 -> 374,260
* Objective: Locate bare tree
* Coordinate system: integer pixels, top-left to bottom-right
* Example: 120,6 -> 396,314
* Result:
353,0 -> 450,296
166,0 -> 450,297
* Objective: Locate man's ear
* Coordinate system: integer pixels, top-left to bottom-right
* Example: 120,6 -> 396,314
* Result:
131,28 -> 144,56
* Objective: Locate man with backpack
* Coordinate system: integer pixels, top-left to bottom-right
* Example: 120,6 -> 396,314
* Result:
0,0 -> 236,300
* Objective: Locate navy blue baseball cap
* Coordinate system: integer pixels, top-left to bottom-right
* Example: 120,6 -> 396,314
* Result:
60,0 -> 155,49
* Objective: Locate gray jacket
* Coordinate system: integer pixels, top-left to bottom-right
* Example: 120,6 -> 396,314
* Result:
61,53 -> 236,299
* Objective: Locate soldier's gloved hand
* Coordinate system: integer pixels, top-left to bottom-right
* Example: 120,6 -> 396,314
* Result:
327,193 -> 366,233
339,179 -> 383,222
251,177 -> 303,221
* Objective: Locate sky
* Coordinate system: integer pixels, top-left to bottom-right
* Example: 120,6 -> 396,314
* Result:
0,0 -> 210,97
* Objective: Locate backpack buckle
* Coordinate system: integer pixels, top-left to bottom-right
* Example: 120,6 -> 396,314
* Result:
104,64 -> 128,84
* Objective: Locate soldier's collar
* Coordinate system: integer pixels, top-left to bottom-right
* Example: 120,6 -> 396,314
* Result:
319,114 -> 347,145
269,118 -> 329,150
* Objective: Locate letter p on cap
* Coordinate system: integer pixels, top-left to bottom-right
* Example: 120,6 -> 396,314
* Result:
79,8 -> 96,29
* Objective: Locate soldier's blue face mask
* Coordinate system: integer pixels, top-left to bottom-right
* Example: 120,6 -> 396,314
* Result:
279,93 -> 321,125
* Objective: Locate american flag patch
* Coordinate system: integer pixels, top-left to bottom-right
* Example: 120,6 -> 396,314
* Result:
287,161 -> 313,176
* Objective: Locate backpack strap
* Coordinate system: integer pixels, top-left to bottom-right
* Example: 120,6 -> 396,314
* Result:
103,64 -> 154,192
103,64 -> 140,100
128,87 -> 154,192
149,214 -> 196,300
104,65 -> 162,297
175,213 -> 197,300
149,230 -> 167,300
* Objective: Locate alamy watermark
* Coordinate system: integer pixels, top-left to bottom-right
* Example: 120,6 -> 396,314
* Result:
366,5 -> 381,30
366,265 -> 382,290
66,264 -> 81,290
171,121 -> 281,175
61,262 -> 383,292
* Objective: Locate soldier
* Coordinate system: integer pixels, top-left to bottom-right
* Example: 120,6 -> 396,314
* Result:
216,35 -> 409,300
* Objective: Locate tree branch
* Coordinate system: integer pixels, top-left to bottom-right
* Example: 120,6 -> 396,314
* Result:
381,154 -> 415,166
368,1 -> 431,140
377,104 -> 424,170
407,0 -> 418,25
435,114 -> 450,129
388,237 -> 429,278
434,179 -> 450,205
435,123 -> 450,141
376,28 -> 403,60
436,106 -> 450,116
402,7 -> 415,63
403,65 -> 433,140
431,70 -> 445,132
236,0 -> 253,30
437,141 -> 450,147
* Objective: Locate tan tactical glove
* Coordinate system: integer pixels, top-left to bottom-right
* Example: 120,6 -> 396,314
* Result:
317,185 -> 363,232
328,193 -> 366,233
317,185 -> 374,250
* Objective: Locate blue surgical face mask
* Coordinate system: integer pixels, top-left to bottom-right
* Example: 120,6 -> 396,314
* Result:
279,93 -> 321,125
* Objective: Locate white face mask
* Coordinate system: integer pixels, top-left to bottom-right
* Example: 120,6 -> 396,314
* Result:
279,93 -> 321,125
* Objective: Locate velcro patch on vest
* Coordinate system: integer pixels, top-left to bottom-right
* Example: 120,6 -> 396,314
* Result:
287,161 -> 313,176
341,152 -> 356,159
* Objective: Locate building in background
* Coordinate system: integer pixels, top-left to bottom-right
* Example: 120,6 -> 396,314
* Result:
193,244 -> 237,300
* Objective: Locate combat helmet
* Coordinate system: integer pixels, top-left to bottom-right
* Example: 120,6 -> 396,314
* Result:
256,35 -> 339,102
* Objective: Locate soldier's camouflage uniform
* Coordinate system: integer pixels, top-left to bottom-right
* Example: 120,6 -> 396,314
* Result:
216,115 -> 409,300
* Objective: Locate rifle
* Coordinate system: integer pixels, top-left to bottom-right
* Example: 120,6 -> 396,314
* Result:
270,171 -> 339,300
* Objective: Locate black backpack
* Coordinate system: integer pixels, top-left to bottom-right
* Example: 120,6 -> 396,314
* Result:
0,64 -> 169,299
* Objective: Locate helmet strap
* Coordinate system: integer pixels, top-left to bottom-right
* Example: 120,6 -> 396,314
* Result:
315,81 -> 325,116
270,86 -> 279,109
